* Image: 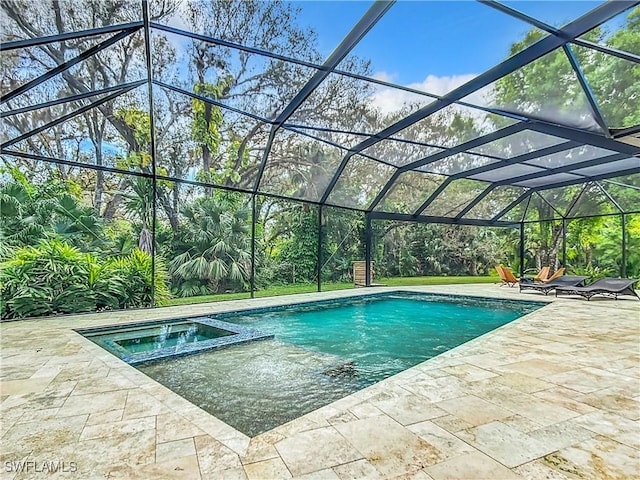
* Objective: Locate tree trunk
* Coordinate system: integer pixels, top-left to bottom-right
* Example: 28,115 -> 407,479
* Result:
157,188 -> 179,233
470,259 -> 478,276
202,102 -> 213,196
92,124 -> 104,214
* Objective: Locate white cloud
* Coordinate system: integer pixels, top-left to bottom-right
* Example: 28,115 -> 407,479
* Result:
408,73 -> 478,97
371,71 -> 398,84
367,71 -> 493,116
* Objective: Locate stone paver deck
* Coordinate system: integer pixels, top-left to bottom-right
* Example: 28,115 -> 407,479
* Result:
1,285 -> 638,479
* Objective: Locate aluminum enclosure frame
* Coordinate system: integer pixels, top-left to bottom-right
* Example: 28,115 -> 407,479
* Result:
1,0 -> 639,296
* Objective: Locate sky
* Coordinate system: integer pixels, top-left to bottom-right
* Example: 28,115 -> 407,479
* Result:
293,1 -> 609,85
160,0 -> 629,118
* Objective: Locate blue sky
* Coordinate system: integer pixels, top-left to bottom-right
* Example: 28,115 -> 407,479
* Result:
293,1 -> 610,83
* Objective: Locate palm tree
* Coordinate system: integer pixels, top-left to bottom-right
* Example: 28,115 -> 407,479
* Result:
0,179 -> 104,257
120,177 -> 154,254
170,194 -> 251,296
0,181 -> 50,258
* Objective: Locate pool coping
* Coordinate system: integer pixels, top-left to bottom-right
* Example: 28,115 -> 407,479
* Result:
1,284 -> 638,479
76,317 -> 274,366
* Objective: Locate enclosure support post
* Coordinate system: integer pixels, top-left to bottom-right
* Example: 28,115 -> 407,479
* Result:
365,212 -> 372,287
519,223 -> 525,278
562,218 -> 567,268
142,0 -> 157,307
621,213 -> 627,278
250,194 -> 257,299
317,205 -> 323,292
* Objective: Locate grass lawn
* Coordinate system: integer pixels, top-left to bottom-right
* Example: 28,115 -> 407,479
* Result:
381,275 -> 499,286
165,276 -> 498,306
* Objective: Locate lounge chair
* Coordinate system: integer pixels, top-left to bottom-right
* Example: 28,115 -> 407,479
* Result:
521,266 -> 550,283
496,265 -> 519,287
543,267 -> 565,283
534,266 -> 551,282
555,277 -> 640,301
496,265 -> 511,287
495,265 -> 507,286
519,275 -> 588,295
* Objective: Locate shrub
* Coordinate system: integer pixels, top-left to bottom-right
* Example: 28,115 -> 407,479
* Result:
106,249 -> 170,307
0,240 -> 169,319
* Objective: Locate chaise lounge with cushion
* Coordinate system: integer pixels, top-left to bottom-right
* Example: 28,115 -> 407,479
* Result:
555,277 -> 640,301
519,275 -> 588,295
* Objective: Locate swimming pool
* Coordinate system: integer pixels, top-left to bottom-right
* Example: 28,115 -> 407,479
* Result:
77,317 -> 273,365
138,291 -> 544,436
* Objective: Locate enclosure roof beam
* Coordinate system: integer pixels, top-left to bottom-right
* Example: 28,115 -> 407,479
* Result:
399,123 -> 526,173
154,80 -> 273,125
561,183 -> 591,220
346,1 -> 633,156
602,177 -> 640,192
454,184 -> 498,220
530,166 -> 640,192
1,27 -> 139,105
489,190 -> 533,223
482,0 -> 640,65
0,21 -> 143,51
492,152 -> 631,187
360,123 -> 524,215
1,83 -> 139,149
412,177 -> 454,217
150,22 -> 546,131
445,141 -> 580,181
595,181 -> 624,214
368,210 -> 517,228
563,45 -> 609,135
273,0 -> 394,126
571,38 -> 640,64
151,22 -> 333,73
526,121 -> 639,155
256,1 -> 394,195
536,190 -> 568,219
0,150 -> 153,179
0,149 -> 372,214
612,123 -> 640,139
480,1 -> 562,37
284,126 -> 399,169
0,80 -> 146,118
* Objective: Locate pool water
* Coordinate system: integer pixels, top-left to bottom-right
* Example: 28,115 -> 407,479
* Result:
78,317 -> 273,365
115,322 -> 233,353
139,292 -> 543,436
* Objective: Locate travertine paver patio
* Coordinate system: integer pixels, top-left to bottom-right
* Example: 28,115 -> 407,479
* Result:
1,284 -> 638,479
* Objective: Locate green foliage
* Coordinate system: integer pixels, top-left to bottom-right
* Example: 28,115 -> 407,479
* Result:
1,240 -> 119,319
272,208 -> 320,283
585,6 -> 640,128
625,214 -> 640,277
494,6 -> 640,129
374,223 -> 503,278
115,108 -> 151,149
192,81 -> 226,152
0,174 -> 103,257
106,248 -> 170,307
0,239 -> 168,319
170,193 -> 251,296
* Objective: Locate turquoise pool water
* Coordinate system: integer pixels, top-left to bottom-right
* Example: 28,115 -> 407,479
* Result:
139,292 -> 543,436
114,322 -> 233,353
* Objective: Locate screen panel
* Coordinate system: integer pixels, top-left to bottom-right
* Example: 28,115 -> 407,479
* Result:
375,170 -> 447,214
259,129 -> 345,202
326,155 -> 396,210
